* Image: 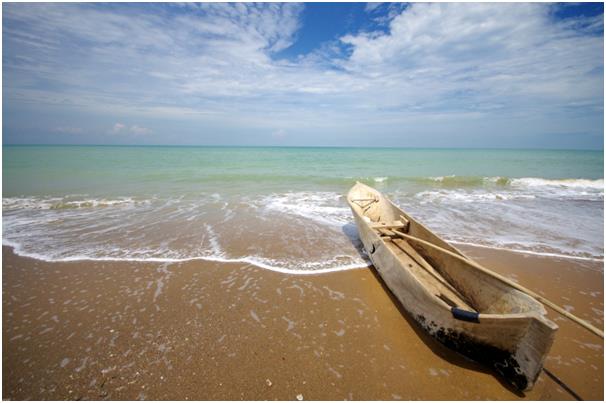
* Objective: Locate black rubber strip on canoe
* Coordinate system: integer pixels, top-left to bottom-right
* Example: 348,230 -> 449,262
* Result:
451,307 -> 480,323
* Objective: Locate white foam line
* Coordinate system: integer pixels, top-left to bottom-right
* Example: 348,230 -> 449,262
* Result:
448,240 -> 604,262
2,240 -> 371,275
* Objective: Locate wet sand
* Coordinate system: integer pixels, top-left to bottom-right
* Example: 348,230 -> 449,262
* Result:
2,245 -> 603,400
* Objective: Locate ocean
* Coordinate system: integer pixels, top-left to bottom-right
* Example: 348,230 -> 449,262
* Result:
2,145 -> 603,272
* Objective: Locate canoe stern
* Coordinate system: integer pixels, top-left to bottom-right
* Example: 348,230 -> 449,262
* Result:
415,312 -> 557,391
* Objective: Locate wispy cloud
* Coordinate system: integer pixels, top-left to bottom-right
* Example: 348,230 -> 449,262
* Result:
108,123 -> 151,136
271,129 -> 287,139
3,3 -> 603,147
129,125 -> 152,136
53,126 -> 83,135
108,123 -> 126,135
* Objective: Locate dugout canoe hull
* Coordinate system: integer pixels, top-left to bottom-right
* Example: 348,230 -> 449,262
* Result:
347,181 -> 558,391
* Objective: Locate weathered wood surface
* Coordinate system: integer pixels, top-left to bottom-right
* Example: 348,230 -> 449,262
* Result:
392,229 -> 604,338
347,181 -> 559,391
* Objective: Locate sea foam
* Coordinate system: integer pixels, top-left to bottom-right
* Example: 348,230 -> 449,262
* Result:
2,238 -> 370,275
3,177 -> 603,272
510,178 -> 604,189
258,192 -> 351,227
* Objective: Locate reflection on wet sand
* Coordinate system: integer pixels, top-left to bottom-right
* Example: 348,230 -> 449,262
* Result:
2,245 -> 603,400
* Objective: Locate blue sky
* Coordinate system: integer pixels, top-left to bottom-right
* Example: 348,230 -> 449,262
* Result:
2,2 -> 604,148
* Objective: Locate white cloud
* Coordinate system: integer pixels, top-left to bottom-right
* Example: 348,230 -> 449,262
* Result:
3,3 -> 603,146
339,3 -> 603,111
365,3 -> 383,13
108,123 -> 126,134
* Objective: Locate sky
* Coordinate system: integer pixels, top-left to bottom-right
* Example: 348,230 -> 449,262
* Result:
2,2 -> 604,148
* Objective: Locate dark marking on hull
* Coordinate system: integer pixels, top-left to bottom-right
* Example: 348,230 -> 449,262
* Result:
416,315 -> 530,391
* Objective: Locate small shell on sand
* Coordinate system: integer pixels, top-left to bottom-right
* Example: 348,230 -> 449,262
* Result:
296,394 -> 303,400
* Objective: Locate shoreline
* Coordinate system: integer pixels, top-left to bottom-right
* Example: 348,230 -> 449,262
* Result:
449,241 -> 604,263
3,244 -> 603,400
1,239 -> 372,275
3,238 -> 602,273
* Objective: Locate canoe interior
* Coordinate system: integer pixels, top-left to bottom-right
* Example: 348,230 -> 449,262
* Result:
383,237 -> 475,311
348,182 -> 547,317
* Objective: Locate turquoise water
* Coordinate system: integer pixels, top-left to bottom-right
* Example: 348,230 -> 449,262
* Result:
3,146 -> 603,196
3,146 -> 604,270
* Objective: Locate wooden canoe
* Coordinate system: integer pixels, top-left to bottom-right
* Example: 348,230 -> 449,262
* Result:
347,181 -> 558,391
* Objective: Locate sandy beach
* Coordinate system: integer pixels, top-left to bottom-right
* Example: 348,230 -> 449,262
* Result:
4,2 -> 604,400
3,244 -> 602,400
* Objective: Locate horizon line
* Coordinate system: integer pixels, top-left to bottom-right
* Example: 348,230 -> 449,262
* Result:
2,144 -> 604,152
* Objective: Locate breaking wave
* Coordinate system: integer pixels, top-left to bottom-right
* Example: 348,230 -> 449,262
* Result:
410,177 -> 603,201
255,192 -> 351,227
2,196 -> 148,210
411,175 -> 603,189
3,176 -> 603,271
415,190 -> 537,203
2,192 -> 370,274
510,178 -> 604,189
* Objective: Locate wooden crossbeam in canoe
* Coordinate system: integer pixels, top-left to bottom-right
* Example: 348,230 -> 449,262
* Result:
350,197 -> 378,209
370,221 -> 406,230
370,216 -> 410,232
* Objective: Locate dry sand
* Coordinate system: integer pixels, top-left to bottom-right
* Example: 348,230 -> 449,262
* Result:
2,245 -> 603,400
